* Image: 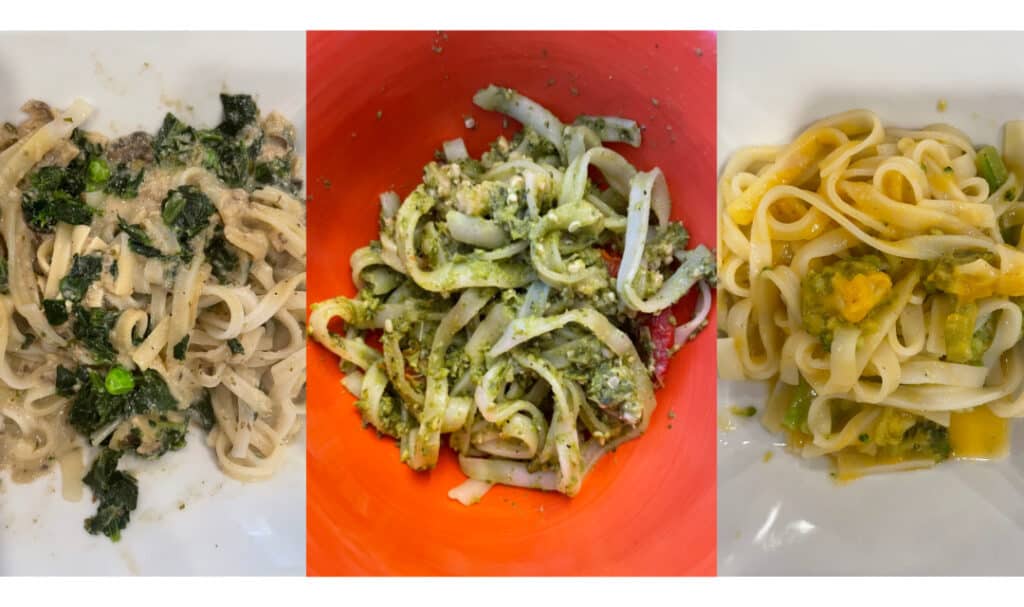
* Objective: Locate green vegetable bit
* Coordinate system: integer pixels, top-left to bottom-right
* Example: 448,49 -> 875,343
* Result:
104,367 -> 135,395
43,299 -> 69,325
976,145 -> 1009,191
782,376 -> 816,434
173,336 -> 189,361
86,157 -> 111,191
59,253 -> 103,302
227,338 -> 245,355
82,449 -> 138,542
729,405 -> 758,418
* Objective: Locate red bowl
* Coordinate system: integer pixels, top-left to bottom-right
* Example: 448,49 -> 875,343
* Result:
306,30 -> 717,576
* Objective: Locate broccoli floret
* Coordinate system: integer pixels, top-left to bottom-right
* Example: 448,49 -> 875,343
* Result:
82,448 -> 138,542
800,255 -> 890,349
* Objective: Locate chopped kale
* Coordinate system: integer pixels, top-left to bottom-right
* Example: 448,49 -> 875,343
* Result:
105,163 -> 144,199
71,305 -> 119,363
204,226 -> 239,283
189,389 -> 217,432
43,299 -> 69,325
173,335 -> 189,360
227,338 -> 244,355
82,448 -> 138,542
59,253 -> 103,302
218,94 -> 259,136
117,218 -> 164,258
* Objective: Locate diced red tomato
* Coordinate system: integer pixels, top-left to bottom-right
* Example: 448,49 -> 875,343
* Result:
646,309 -> 675,385
364,329 -> 383,351
601,248 -> 622,278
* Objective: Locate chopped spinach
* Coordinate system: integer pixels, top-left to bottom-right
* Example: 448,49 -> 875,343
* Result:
0,256 -> 8,293
173,335 -> 189,361
56,364 -> 84,396
66,367 -> 177,437
153,113 -> 197,166
59,253 -> 103,302
71,305 -> 120,363
43,299 -> 69,325
82,448 -> 138,542
105,163 -> 144,199
117,218 -> 164,258
204,226 -> 239,283
21,166 -> 96,233
161,185 -> 216,261
227,338 -> 244,355
218,94 -> 259,136
189,389 -> 217,432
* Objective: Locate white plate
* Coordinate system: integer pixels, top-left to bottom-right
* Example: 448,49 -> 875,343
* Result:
0,32 -> 306,576
718,31 -> 1024,575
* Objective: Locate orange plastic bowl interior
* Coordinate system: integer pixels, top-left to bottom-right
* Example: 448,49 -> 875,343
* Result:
307,30 -> 717,576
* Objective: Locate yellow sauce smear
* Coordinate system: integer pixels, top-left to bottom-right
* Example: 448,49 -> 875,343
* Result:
949,407 -> 1010,460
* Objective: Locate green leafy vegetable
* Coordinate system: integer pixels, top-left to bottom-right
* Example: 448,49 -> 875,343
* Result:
82,448 -> 138,542
161,185 -> 216,261
67,367 -> 177,437
218,94 -> 258,136
59,253 -> 102,302
204,226 -> 239,283
105,163 -> 144,199
21,166 -> 96,233
153,113 -> 197,166
116,218 -> 164,258
43,299 -> 69,325
0,256 -> 7,294
227,338 -> 244,355
71,305 -> 120,363
173,336 -> 189,360
189,389 -> 217,432
110,412 -> 188,458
